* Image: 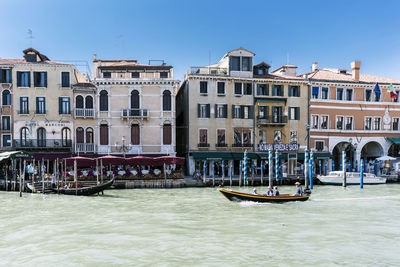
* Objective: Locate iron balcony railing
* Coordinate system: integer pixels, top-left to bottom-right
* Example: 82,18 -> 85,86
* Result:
75,108 -> 95,118
14,139 -> 72,148
75,143 -> 96,153
121,109 -> 149,119
257,115 -> 288,125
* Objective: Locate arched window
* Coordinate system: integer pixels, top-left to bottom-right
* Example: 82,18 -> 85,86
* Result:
130,90 -> 140,116
75,95 -> 84,109
99,90 -> 108,111
131,124 -> 140,145
85,96 -> 93,109
20,127 -> 29,146
37,128 -> 46,147
76,127 -> 84,143
62,127 -> 71,147
86,127 -> 94,144
2,90 -> 11,106
163,123 -> 171,145
163,90 -> 171,111
100,124 -> 108,145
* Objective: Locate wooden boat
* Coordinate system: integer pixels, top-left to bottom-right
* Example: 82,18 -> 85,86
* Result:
52,178 -> 115,196
219,188 -> 310,203
26,182 -> 55,194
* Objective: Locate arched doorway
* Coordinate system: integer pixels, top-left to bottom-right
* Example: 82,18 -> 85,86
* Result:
360,141 -> 384,162
332,141 -> 356,171
388,143 -> 400,158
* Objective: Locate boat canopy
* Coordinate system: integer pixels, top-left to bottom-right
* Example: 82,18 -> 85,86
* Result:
0,151 -> 32,162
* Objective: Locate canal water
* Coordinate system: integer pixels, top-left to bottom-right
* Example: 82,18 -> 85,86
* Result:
1,184 -> 399,266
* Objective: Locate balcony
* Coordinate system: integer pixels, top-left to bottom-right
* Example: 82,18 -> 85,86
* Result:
188,67 -> 228,76
232,143 -> 253,148
257,115 -> 288,126
216,143 -> 228,148
121,109 -> 149,119
75,108 -> 95,119
197,143 -> 210,148
14,139 -> 72,149
75,143 -> 96,153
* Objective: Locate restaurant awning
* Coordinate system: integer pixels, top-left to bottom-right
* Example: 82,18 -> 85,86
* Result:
389,138 -> 400,144
0,151 -> 32,162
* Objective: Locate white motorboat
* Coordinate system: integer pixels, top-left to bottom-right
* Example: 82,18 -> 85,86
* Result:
318,171 -> 387,185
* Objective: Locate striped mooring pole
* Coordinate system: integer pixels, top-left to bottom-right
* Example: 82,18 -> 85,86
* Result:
305,149 -> 309,188
268,149 -> 273,187
360,159 -> 364,188
310,151 -> 314,189
342,151 -> 347,187
243,150 -> 248,185
275,151 -> 279,182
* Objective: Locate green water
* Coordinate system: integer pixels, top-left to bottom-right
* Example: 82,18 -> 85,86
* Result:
1,184 -> 399,266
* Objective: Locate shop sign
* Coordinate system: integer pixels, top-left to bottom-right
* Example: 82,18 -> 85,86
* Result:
258,143 -> 299,152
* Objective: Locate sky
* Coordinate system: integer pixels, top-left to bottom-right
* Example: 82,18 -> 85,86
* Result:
1,0 -> 400,81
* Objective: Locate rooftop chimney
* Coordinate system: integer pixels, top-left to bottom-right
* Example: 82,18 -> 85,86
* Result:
312,62 -> 318,72
351,61 -> 361,82
93,53 -> 97,61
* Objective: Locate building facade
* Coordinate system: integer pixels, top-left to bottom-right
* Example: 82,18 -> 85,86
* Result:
93,55 -> 179,157
177,48 -> 309,176
306,61 -> 400,173
0,63 -> 13,150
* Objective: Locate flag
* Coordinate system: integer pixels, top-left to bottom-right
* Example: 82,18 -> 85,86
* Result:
373,83 -> 381,99
388,83 -> 398,100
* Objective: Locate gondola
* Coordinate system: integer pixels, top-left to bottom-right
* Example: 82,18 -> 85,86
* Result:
219,188 -> 310,203
26,183 -> 55,194
52,178 -> 115,196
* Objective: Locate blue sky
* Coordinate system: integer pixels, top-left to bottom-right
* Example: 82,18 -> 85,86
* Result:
1,0 -> 400,80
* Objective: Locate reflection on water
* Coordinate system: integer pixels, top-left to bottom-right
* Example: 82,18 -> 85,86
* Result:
1,184 -> 399,266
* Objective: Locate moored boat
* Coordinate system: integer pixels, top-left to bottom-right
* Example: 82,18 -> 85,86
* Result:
318,171 -> 386,185
218,188 -> 310,203
52,178 -> 115,196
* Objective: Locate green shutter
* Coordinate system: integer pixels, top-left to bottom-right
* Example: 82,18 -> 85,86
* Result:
215,104 -> 218,118
197,104 -> 200,118
232,105 -> 235,118
223,104 -> 227,118
59,98 -> 62,114
206,104 -> 210,118
36,97 -> 39,113
296,107 -> 300,120
249,105 -> 254,119
17,72 -> 21,87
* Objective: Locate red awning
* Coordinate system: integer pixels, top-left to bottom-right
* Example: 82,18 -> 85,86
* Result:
126,156 -> 158,166
64,156 -> 96,167
155,156 -> 185,165
97,155 -> 126,165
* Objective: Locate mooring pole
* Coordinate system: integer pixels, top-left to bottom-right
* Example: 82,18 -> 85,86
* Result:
13,159 -> 17,191
5,164 -> 8,192
268,149 -> 273,187
229,160 -> 232,186
260,160 -> 264,186
100,159 -> 103,184
212,160 -> 215,187
23,160 -> 26,193
239,160 -> 242,187
251,160 -> 255,186
310,151 -> 314,189
221,160 -> 225,186
42,158 -> 45,194
342,151 -> 347,187
360,159 -> 364,189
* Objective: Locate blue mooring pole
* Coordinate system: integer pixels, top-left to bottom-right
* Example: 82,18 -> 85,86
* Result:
360,159 -> 364,188
324,160 -> 328,175
342,151 -> 347,187
305,149 -> 309,188
332,160 -> 335,171
319,160 -> 322,175
275,151 -> 279,182
310,151 -> 314,189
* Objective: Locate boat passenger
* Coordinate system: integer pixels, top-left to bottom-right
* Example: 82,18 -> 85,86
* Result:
293,182 -> 303,196
273,186 -> 279,196
252,188 -> 258,195
266,186 -> 273,196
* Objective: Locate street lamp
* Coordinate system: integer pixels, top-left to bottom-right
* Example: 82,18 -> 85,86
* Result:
118,136 -> 131,158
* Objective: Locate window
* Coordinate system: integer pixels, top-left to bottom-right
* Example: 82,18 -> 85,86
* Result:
393,118 -> 399,131
100,124 -> 109,145
373,117 -> 381,130
86,128 -> 94,144
289,85 -> 300,97
34,72 -> 47,87
345,117 -> 353,130
198,104 -> 210,118
365,117 -> 372,130
2,90 -> 11,105
365,89 -> 372,101
85,96 -> 93,109
20,127 -> 29,146
17,71 -> 30,87
336,88 -> 343,100
103,72 -> 111,79
217,82 -> 225,95
163,90 -> 171,111
160,72 -> 168,78
76,95 -> 84,109
242,57 -> 252,71
315,141 -> 324,151
131,124 -> 140,145
76,127 -> 84,143
346,89 -> 353,101
312,87 -> 319,99
230,56 -> 240,71
2,135 -> 11,147
321,87 -> 329,99
35,97 -> 46,114
62,127 -> 71,147
233,105 -> 241,119
259,130 -> 267,144
272,106 -> 283,123
131,90 -> 140,110
199,129 -> 208,145
320,115 -> 328,129
0,69 -> 12,83
273,85 -> 283,96
131,72 -> 140,78
257,69 -> 265,75
99,90 -> 108,111
258,106 -> 269,119
234,83 -> 242,95
1,116 -> 10,131
19,97 -> 29,114
234,129 -> 252,146
61,72 -> 70,87
37,128 -> 46,147
163,124 -> 172,145
289,107 -> 300,120
217,129 -> 226,146
200,81 -> 208,94
312,115 -> 319,129
336,116 -> 344,130
59,97 -> 71,114
244,83 -> 252,95
215,104 -> 227,118
257,84 -> 269,96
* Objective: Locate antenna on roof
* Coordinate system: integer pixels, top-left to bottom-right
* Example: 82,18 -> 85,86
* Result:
27,29 -> 34,47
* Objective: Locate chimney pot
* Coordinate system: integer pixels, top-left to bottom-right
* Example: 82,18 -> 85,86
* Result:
351,61 -> 361,82
93,53 -> 97,61
312,62 -> 318,72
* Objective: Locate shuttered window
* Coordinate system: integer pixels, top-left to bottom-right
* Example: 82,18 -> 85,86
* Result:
99,90 -> 108,111
163,90 -> 171,111
61,72 -> 70,87
100,124 -> 109,145
131,124 -> 140,145
85,96 -> 93,109
163,124 -> 171,145
76,128 -> 84,143
34,72 -> 47,87
76,96 -> 84,108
